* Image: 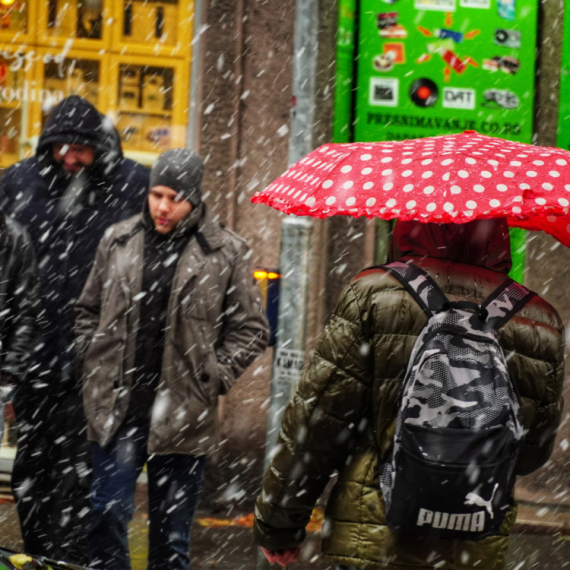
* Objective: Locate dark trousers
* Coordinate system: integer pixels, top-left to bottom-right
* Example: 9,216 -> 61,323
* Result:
88,420 -> 206,570
11,389 -> 91,565
11,394 -> 54,558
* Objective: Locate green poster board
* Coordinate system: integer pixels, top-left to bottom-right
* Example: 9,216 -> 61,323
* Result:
332,0 -> 530,281
333,0 -> 357,143
557,2 -> 570,150
354,0 -> 538,143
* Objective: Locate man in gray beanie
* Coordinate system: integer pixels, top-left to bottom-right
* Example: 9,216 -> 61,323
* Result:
75,148 -> 269,570
149,147 -> 204,206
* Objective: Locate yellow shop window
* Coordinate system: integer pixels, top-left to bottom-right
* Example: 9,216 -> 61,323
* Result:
116,63 -> 178,155
45,0 -> 103,40
0,51 -> 29,167
0,0 -> 192,170
42,54 -> 102,115
0,0 -> 29,35
121,0 -> 179,47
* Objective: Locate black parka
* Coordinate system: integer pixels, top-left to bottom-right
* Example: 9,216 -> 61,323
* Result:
0,210 -> 39,385
0,96 -> 149,391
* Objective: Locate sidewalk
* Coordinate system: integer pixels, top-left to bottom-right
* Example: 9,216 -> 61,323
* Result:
91,497 -> 570,569
0,483 -> 569,569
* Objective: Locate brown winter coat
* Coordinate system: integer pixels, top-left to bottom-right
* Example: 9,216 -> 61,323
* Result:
254,220 -> 565,570
75,206 -> 269,455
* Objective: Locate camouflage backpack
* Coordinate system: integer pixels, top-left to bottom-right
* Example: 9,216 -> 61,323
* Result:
379,261 -> 535,539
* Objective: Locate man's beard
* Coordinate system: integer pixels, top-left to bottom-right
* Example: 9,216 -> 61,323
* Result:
58,169 -> 90,218
58,160 -> 90,178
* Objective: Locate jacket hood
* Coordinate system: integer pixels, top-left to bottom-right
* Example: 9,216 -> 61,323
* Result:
389,219 -> 512,274
36,95 -> 123,178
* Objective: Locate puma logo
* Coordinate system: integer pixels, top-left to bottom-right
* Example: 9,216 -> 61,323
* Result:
464,483 -> 499,519
416,508 -> 486,532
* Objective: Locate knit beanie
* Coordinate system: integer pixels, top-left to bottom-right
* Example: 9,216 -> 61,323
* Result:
149,148 -> 204,207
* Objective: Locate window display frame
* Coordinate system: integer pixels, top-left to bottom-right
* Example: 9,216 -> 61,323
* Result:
0,0 -> 37,45
35,46 -> 111,121
37,0 -> 112,51
112,0 -> 194,58
0,1 -> 194,172
108,53 -> 189,165
0,43 -> 38,168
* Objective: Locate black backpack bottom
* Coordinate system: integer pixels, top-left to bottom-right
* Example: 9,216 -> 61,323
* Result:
385,425 -> 519,540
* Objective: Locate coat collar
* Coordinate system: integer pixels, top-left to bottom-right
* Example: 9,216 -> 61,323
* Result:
195,205 -> 225,252
112,203 -> 226,253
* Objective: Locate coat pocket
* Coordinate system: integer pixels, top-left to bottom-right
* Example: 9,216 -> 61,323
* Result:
195,350 -> 222,404
178,275 -> 212,322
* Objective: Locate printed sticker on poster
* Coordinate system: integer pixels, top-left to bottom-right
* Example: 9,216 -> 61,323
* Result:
460,0 -> 491,9
497,0 -> 516,21
482,88 -> 519,109
369,77 -> 399,106
355,0 -> 537,143
274,348 -> 306,386
415,0 -> 457,12
443,87 -> 476,109
494,28 -> 521,48
377,12 -> 408,38
373,43 -> 406,72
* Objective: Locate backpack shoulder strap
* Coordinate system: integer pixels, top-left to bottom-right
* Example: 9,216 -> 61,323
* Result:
482,278 -> 536,330
380,261 -> 449,318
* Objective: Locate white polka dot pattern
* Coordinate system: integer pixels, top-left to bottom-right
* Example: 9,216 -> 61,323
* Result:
251,133 -> 570,247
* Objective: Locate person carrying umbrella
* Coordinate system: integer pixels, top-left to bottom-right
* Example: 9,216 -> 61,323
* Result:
252,133 -> 566,569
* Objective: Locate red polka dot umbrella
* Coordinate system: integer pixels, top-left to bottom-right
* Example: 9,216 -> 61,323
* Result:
251,132 -> 570,247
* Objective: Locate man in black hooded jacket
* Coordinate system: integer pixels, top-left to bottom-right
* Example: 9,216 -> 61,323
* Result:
0,95 -> 149,564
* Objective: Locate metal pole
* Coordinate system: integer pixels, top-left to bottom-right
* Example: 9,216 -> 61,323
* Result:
287,1 -> 319,167
262,0 -> 319,462
263,217 -> 313,468
187,0 -> 205,151
257,0 -> 319,568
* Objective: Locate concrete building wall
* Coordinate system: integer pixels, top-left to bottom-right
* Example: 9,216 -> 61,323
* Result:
195,0 -> 344,512
196,0 -> 296,510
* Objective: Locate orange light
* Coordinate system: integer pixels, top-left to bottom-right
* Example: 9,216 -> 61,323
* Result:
0,0 -> 16,6
267,272 -> 280,280
254,270 -> 268,280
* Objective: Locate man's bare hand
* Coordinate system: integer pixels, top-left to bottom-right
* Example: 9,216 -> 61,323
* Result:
260,546 -> 301,567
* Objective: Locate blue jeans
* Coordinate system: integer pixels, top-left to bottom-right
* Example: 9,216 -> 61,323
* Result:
88,420 -> 206,570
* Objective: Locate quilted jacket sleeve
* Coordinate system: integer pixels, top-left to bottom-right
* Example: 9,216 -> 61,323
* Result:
514,305 -> 566,476
254,282 -> 373,550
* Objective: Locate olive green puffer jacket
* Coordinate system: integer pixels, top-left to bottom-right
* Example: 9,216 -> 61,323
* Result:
254,256 -> 564,570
